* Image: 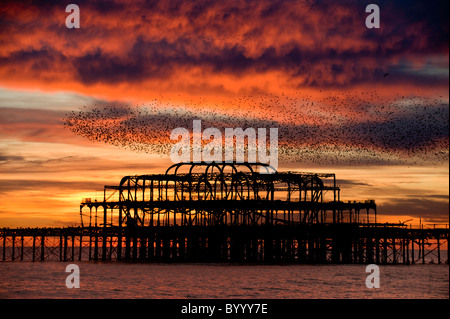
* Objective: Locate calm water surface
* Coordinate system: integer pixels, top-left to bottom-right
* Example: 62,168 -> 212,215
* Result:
0,262 -> 448,299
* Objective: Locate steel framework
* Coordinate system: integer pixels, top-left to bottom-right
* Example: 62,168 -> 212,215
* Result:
80,162 -> 376,229
1,163 -> 448,264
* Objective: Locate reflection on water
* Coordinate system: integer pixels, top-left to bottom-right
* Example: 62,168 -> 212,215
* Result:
0,262 -> 448,299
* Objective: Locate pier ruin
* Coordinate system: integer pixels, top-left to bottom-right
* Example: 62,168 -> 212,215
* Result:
1,162 -> 448,264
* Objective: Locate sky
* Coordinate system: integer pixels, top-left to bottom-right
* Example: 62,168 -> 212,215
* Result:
0,0 -> 448,227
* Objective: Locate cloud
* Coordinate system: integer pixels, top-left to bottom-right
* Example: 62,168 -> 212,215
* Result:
0,0 -> 448,96
379,197 -> 449,223
0,179 -> 107,195
0,154 -> 25,162
0,87 -> 100,110
0,107 -> 78,144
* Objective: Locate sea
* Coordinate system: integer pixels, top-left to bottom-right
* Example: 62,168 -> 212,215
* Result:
0,261 -> 448,299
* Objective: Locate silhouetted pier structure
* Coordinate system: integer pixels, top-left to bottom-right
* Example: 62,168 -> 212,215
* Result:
1,163 -> 448,264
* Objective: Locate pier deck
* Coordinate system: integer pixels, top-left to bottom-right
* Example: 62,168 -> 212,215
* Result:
2,163 -> 447,264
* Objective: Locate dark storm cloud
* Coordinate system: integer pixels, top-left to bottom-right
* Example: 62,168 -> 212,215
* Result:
1,0 -> 448,88
380,197 -> 449,223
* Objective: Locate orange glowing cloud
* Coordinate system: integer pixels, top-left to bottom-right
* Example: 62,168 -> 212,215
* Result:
0,0 -> 448,103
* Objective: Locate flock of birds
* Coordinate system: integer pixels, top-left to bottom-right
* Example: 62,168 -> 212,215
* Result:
64,90 -> 449,167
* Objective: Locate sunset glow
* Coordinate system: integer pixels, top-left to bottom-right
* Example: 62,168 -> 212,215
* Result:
0,0 -> 448,228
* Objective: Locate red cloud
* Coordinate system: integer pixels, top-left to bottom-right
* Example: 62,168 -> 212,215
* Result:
0,0 -> 447,102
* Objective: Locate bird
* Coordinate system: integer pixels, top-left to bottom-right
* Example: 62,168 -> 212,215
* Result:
63,89 -> 448,168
